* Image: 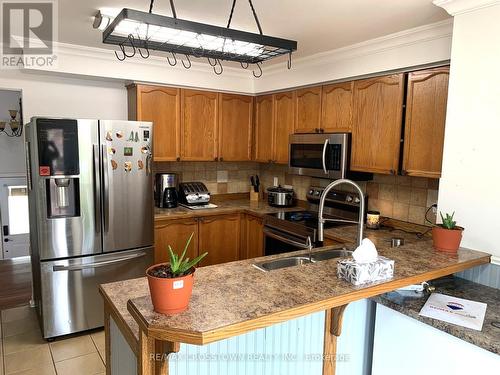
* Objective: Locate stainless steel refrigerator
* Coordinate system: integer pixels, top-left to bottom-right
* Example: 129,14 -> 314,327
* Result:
25,117 -> 154,339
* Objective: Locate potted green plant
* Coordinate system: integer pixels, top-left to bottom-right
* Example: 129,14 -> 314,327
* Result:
146,233 -> 207,315
432,212 -> 464,253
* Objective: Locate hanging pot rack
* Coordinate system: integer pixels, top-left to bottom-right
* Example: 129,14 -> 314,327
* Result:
102,0 -> 297,77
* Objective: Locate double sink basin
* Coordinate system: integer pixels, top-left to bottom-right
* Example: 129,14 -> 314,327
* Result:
254,248 -> 352,272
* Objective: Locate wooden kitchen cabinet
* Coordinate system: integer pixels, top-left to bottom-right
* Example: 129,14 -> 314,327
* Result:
154,218 -> 198,264
351,74 -> 405,174
294,86 -> 322,133
240,214 -> 264,260
198,214 -> 241,266
402,67 -> 449,178
181,89 -> 218,161
218,93 -> 253,161
127,84 -> 181,161
273,91 -> 296,164
254,94 -> 275,163
321,81 -> 354,132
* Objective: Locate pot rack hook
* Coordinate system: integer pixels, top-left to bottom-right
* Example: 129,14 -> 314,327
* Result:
207,57 -> 217,67
166,52 -> 177,66
124,34 -> 137,57
240,62 -> 249,69
114,45 -> 127,61
213,59 -> 223,75
287,52 -> 292,69
181,54 -> 191,69
252,62 -> 262,78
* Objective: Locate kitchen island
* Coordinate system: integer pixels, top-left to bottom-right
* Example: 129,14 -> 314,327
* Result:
100,224 -> 491,375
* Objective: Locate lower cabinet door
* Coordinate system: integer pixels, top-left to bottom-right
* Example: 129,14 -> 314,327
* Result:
154,218 -> 198,264
198,214 -> 240,266
241,214 -> 264,260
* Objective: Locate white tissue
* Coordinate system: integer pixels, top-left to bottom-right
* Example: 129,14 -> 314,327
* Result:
352,238 -> 378,263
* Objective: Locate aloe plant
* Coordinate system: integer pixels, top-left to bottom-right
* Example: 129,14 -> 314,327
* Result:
439,212 -> 457,230
168,232 -> 208,277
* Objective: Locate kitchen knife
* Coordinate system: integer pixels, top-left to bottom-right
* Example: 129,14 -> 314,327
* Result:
250,176 -> 257,192
255,175 -> 260,192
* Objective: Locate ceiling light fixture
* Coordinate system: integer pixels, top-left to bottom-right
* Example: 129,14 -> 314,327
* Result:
100,0 -> 297,77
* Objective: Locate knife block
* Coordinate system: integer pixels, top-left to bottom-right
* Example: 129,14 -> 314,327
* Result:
250,190 -> 260,202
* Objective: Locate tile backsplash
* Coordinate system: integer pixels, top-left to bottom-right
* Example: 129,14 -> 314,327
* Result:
259,164 -> 439,226
155,161 -> 439,226
154,161 -> 259,194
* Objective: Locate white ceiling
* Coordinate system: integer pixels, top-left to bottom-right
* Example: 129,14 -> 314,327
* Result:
59,0 -> 450,59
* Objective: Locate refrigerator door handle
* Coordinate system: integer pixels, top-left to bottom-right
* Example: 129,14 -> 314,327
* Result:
101,144 -> 109,233
93,144 -> 101,233
52,252 -> 148,271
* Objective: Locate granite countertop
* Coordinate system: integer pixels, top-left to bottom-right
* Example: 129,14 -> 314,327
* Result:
154,199 -> 305,221
118,233 -> 489,345
372,277 -> 500,354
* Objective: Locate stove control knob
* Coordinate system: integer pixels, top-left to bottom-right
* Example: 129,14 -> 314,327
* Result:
346,195 -> 353,203
308,189 -> 314,195
315,190 -> 321,196
354,197 -> 360,204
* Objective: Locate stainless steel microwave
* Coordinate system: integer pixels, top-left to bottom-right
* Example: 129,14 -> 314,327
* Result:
288,133 -> 371,180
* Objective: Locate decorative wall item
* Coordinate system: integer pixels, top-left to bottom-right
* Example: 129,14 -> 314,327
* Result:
0,108 -> 22,137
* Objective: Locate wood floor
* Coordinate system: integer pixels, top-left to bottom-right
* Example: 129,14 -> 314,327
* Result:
0,256 -> 32,310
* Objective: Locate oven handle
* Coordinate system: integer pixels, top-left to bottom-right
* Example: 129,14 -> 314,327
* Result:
322,139 -> 329,174
263,228 -> 310,249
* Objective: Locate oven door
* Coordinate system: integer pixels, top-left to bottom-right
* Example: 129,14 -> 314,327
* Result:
263,227 -> 312,256
288,133 -> 348,179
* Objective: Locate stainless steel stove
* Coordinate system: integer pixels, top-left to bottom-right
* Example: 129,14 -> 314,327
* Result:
263,186 -> 366,256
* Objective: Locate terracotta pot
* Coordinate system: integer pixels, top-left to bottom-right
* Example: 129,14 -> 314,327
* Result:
146,263 -> 194,315
432,226 -> 464,253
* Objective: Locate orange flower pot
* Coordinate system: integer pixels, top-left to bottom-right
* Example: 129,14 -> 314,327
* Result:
432,226 -> 464,253
146,263 -> 194,315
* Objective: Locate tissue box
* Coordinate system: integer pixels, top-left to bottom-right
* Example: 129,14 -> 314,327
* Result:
337,256 -> 394,285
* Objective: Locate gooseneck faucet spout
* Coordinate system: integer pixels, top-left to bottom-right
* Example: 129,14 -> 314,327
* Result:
318,179 -> 365,248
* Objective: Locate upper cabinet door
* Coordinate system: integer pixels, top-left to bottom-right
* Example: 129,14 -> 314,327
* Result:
351,74 -> 404,174
218,94 -> 253,162
273,91 -> 295,164
181,89 -> 218,161
402,67 -> 450,178
321,82 -> 353,133
254,94 -> 275,163
295,87 -> 322,133
130,85 -> 181,161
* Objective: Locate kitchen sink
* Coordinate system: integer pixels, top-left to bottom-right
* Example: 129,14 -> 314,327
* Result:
253,249 -> 352,272
310,248 -> 352,262
253,256 -> 313,272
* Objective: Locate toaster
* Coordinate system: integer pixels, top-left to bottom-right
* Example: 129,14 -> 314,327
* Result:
178,182 -> 211,206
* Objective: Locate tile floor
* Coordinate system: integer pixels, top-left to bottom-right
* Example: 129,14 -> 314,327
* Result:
0,305 -> 106,375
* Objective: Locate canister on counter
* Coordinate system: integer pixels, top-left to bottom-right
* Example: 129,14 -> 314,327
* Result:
366,210 -> 381,229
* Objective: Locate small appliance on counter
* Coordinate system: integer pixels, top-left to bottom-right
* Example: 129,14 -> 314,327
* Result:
155,173 -> 178,208
266,186 -> 295,207
178,181 -> 217,210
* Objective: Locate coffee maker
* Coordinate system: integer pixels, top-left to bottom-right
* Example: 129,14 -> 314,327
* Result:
155,173 -> 178,208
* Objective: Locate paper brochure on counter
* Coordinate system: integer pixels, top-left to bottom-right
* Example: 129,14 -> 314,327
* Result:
419,293 -> 487,331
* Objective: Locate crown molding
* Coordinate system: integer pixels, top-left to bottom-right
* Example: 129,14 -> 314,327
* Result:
433,0 -> 500,15
264,19 -> 453,74
12,19 -> 453,94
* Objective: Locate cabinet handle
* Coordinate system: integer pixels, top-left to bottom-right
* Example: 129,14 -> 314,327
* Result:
390,169 -> 396,175
401,170 -> 407,176
219,157 -> 224,162
176,157 -> 181,161
214,157 -> 219,161
320,128 -> 324,133
315,128 -> 319,133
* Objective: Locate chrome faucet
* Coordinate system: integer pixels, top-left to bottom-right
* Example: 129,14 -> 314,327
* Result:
318,179 -> 365,248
